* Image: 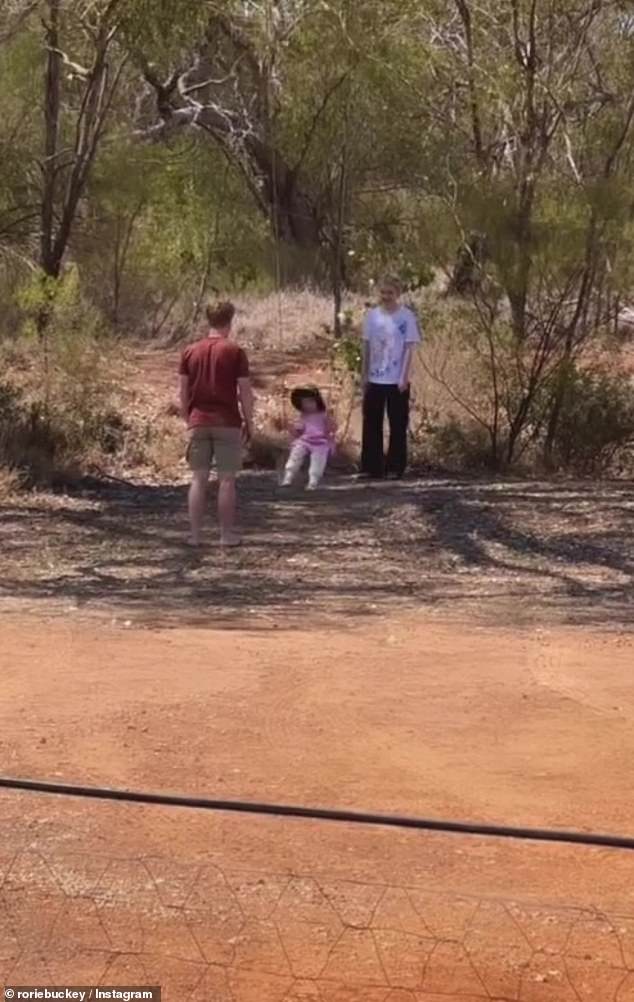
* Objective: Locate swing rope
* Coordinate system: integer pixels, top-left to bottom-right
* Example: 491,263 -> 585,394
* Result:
266,0 -> 289,431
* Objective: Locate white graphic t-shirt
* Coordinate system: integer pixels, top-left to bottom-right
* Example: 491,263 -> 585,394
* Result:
362,306 -> 421,385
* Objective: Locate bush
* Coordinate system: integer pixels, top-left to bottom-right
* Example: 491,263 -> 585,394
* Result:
411,407 -> 497,472
0,380 -> 61,482
332,331 -> 363,378
1,268 -> 129,482
549,366 -> 634,475
409,288 -> 634,475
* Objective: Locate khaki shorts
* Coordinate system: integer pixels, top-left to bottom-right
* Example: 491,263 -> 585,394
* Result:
187,425 -> 243,476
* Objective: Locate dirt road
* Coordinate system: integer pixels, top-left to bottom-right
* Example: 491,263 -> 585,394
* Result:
2,607 -> 634,1000
2,612 -> 634,831
0,468 -> 633,1000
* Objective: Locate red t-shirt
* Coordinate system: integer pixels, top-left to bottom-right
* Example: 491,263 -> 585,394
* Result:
179,336 -> 249,428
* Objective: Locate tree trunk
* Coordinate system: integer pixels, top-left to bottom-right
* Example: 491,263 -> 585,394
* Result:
191,242 -> 215,330
332,124 -> 349,338
39,5 -> 125,282
112,200 -> 144,325
448,231 -> 487,296
41,0 -> 61,278
242,133 -> 323,250
146,88 -> 324,258
543,361 -> 569,470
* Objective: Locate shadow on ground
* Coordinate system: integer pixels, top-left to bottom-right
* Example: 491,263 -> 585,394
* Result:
0,474 -> 632,628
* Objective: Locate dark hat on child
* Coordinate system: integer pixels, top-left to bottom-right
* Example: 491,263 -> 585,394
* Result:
290,385 -> 326,412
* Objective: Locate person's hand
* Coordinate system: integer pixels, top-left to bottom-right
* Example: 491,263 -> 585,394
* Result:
398,380 -> 409,394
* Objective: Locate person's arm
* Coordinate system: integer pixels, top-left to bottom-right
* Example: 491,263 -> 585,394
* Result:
178,372 -> 190,423
361,343 -> 370,390
361,313 -> 371,390
236,348 -> 254,442
238,376 -> 254,443
398,346 -> 414,393
399,309 -> 422,392
291,418 -> 304,438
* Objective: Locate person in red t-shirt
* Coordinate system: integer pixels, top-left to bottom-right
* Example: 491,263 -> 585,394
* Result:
179,300 -> 254,547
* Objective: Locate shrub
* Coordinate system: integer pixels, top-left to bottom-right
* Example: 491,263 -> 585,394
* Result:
332,324 -> 363,378
0,464 -> 21,499
549,366 -> 634,475
411,407 -> 497,472
1,268 -> 129,481
0,379 -> 62,482
410,288 -> 634,475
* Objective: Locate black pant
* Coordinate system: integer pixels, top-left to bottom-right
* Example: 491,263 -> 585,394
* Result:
361,383 -> 410,477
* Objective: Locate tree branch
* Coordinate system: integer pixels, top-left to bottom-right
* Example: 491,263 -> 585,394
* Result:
0,0 -> 39,45
453,0 -> 485,164
292,65 -> 356,177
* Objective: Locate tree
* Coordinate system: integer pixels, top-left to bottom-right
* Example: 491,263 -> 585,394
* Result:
39,0 -> 130,280
129,2 -> 330,259
1,0 -> 633,480
417,0 -> 634,466
0,1 -> 40,47
128,0 -> 426,278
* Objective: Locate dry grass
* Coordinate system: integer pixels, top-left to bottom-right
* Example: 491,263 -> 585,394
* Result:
0,464 -> 22,499
6,286 -> 630,485
235,288 -> 367,353
118,413 -> 187,480
408,294 -> 479,421
236,288 -> 331,351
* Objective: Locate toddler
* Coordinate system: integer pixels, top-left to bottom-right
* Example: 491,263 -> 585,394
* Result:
282,386 -> 335,490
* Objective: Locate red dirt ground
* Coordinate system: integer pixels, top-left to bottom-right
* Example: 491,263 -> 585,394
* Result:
1,611 -> 634,1001
1,346 -> 633,1000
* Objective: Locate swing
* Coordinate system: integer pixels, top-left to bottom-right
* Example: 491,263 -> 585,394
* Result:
266,2 -> 334,485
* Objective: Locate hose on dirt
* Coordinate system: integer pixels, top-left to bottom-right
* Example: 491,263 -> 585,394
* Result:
1,775 -> 633,851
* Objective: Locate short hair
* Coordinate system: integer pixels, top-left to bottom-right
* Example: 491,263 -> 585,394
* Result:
206,300 -> 236,328
380,275 -> 402,293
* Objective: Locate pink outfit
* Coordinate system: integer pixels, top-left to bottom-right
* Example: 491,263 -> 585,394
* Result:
284,411 -> 335,488
294,413 -> 335,453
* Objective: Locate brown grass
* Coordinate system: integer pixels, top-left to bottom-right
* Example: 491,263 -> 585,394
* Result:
0,464 -> 22,499
237,288 -> 330,346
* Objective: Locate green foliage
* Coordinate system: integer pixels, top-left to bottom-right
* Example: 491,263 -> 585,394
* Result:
550,366 -> 634,475
8,268 -> 127,478
2,0 -> 634,478
333,335 -> 362,377
78,138 -> 272,328
328,307 -> 361,377
424,417 -> 496,472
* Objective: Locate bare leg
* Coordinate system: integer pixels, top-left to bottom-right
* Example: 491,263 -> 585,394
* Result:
188,470 -> 209,546
218,475 -> 239,545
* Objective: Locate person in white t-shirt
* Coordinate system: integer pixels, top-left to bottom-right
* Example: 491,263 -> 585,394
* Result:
360,276 -> 422,479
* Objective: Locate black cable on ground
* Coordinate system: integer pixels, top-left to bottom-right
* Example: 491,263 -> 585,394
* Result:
1,775 -> 633,852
